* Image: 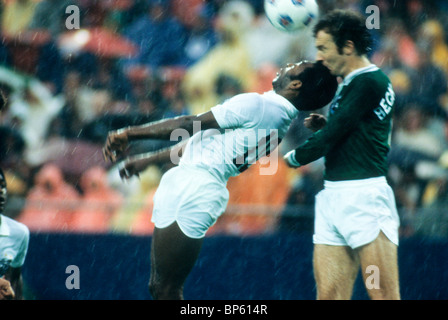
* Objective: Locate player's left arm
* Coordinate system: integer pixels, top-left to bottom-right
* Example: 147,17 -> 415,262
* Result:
304,113 -> 327,132
119,141 -> 187,179
285,78 -> 382,167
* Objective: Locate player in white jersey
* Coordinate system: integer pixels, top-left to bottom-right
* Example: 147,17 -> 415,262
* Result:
103,61 -> 338,300
0,169 -> 29,300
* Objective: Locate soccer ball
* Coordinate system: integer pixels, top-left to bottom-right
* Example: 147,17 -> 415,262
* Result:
264,0 -> 319,32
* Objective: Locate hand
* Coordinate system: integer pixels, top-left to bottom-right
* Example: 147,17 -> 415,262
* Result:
304,113 -> 326,132
103,129 -> 129,163
119,156 -> 152,180
0,277 -> 15,300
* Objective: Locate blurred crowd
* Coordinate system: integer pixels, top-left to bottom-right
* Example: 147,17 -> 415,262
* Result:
0,0 -> 447,237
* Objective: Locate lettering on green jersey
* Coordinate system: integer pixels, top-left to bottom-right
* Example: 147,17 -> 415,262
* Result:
374,83 -> 395,121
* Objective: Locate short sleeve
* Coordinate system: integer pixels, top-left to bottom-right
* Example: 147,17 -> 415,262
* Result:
211,93 -> 263,129
11,225 -> 29,268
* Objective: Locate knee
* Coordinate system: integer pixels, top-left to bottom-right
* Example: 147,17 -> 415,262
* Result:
366,287 -> 400,300
317,287 -> 353,300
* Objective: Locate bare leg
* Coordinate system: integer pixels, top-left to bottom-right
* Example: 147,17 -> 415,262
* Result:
149,222 -> 203,300
356,231 -> 400,300
313,244 -> 359,300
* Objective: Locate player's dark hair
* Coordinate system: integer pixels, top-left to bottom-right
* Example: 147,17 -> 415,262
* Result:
0,168 -> 6,192
292,61 -> 338,110
0,168 -> 6,211
313,9 -> 373,55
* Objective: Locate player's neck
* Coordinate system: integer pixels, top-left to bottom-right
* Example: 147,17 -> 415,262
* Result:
342,55 -> 371,78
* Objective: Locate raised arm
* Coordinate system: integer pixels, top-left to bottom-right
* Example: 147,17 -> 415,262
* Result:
103,111 -> 219,162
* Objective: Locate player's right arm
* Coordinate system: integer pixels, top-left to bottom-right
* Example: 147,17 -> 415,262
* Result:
103,111 -> 220,162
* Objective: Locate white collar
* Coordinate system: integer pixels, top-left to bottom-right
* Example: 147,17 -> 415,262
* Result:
0,215 -> 10,236
342,64 -> 379,86
265,90 -> 299,119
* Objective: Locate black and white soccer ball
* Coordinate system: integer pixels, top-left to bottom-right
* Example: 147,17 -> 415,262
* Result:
264,0 -> 319,32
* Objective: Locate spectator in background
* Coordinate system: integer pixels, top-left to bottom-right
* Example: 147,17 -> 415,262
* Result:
0,66 -> 65,166
250,63 -> 279,94
245,11 -> 315,71
162,92 -> 190,119
25,0 -> 71,93
71,166 -> 124,233
422,158 -> 448,212
17,164 -> 80,232
1,0 -> 38,37
418,19 -> 448,76
158,67 -> 187,116
374,18 -> 420,70
407,46 -> 448,120
50,70 -> 89,140
388,103 -> 445,229
174,1 -> 219,67
86,57 -> 134,103
28,0 -> 73,37
120,0 -> 188,72
393,104 -> 444,160
182,0 -> 256,115
214,73 -> 243,103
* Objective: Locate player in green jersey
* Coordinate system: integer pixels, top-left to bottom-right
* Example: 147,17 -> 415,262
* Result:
284,10 -> 400,300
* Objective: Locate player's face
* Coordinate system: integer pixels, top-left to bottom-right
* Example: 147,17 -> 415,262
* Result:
315,30 -> 346,77
272,62 -> 305,91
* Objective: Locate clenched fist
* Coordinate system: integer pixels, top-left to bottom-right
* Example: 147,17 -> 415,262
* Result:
304,113 -> 327,132
103,129 -> 129,163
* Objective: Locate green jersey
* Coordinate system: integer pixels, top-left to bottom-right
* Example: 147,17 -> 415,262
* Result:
293,65 -> 395,181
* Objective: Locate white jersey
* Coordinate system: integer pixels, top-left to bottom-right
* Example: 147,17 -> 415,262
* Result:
179,91 -> 298,182
0,214 -> 29,276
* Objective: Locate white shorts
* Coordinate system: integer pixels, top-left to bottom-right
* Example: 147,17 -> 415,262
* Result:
151,165 -> 229,239
313,176 -> 400,249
